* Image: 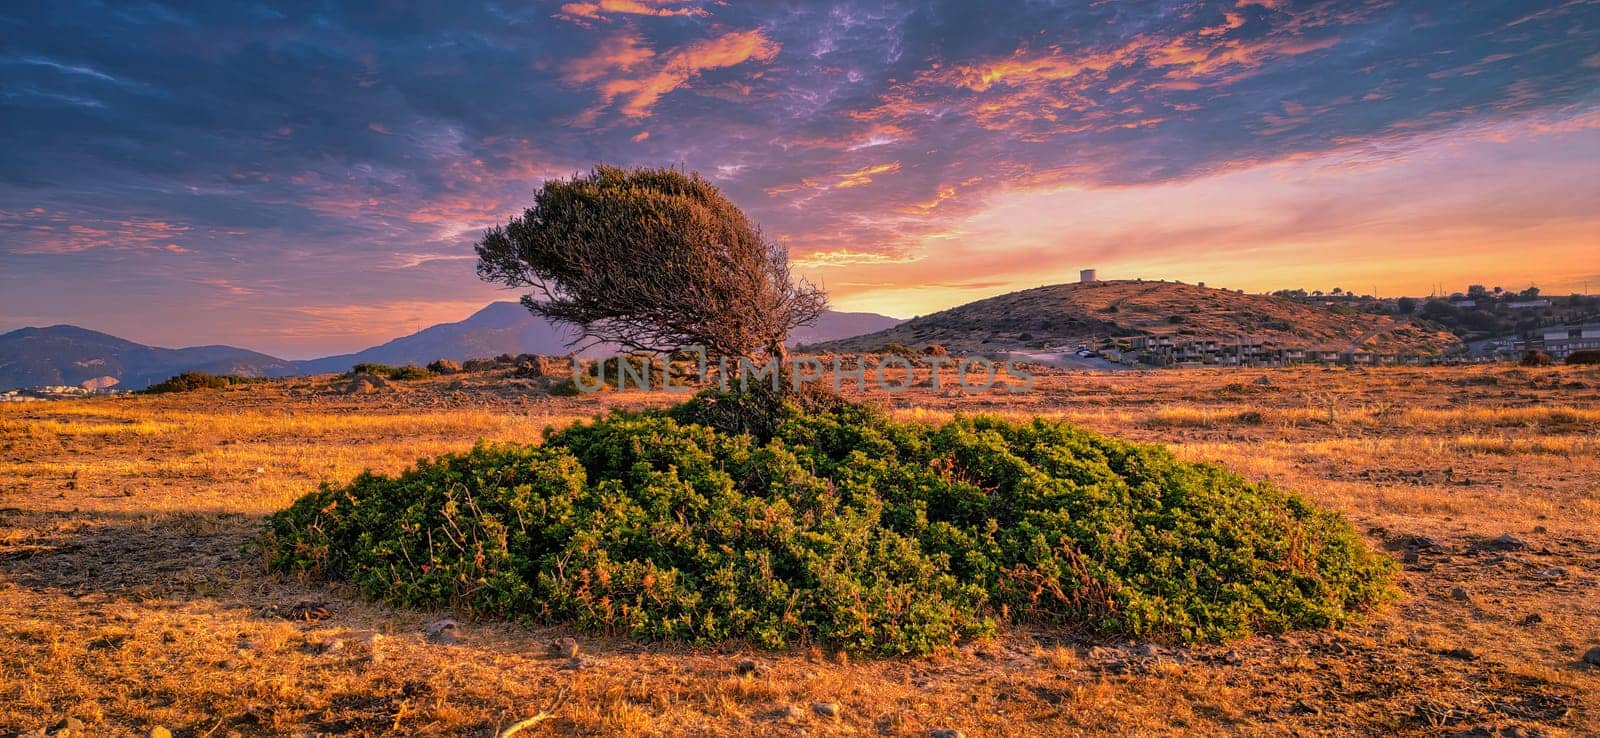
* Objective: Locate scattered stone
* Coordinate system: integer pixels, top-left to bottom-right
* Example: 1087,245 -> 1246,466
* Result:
1582,645 -> 1600,667
280,600 -> 332,622
811,702 -> 842,721
1130,643 -> 1163,658
928,730 -> 966,738
1519,613 -> 1543,626
1085,646 -> 1124,665
1450,586 -> 1472,602
1407,535 -> 1443,550
423,619 -> 460,644
773,705 -> 805,722
735,659 -> 759,676
548,637 -> 580,659
1475,534 -> 1528,552
1441,647 -> 1478,661
1532,525 -> 1548,534
1530,567 -> 1568,580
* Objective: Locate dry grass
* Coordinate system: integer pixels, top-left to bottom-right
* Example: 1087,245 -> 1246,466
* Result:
2,363 -> 1597,736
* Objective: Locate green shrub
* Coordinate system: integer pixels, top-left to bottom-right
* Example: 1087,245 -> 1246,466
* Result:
143,371 -> 262,394
266,392 -> 1395,655
390,364 -> 432,381
350,362 -> 397,378
349,363 -> 432,380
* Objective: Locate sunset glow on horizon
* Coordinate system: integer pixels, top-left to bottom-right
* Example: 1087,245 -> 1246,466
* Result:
2,1 -> 1597,357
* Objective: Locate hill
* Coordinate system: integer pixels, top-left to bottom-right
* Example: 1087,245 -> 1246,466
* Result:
0,325 -> 296,391
294,303 -> 902,374
0,305 -> 902,389
817,280 -> 1460,356
291,302 -> 584,375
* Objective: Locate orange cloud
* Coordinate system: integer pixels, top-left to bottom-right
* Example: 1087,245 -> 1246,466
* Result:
569,28 -> 780,121
835,162 -> 900,188
556,0 -> 706,24
1,210 -> 195,254
562,33 -> 655,84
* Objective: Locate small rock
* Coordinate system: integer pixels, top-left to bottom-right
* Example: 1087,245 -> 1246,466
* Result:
1086,646 -> 1121,662
1519,613 -> 1543,626
1441,646 -> 1478,661
775,705 -> 805,721
1582,645 -> 1600,667
549,637 -> 580,659
150,728 -> 173,738
928,730 -> 966,738
1530,567 -> 1568,580
423,619 -> 459,645
1476,534 -> 1527,552
318,638 -> 346,655
811,702 -> 842,721
1130,643 -> 1163,658
735,659 -> 759,676
559,657 -> 587,671
1407,535 -> 1443,550
1450,586 -> 1472,602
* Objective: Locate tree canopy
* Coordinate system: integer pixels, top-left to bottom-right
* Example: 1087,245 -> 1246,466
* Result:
475,166 -> 826,360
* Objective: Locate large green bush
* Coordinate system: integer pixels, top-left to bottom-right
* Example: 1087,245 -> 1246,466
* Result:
265,392 -> 1394,655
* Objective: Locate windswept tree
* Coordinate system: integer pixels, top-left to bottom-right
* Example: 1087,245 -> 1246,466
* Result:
476,166 -> 826,363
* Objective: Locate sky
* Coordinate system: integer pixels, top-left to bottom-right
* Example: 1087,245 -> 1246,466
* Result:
1,0 -> 1597,358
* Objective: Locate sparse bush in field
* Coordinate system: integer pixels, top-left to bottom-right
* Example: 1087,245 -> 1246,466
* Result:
879,342 -> 917,357
462,358 -> 498,372
1565,349 -> 1600,365
390,365 -> 432,381
266,392 -> 1397,655
1520,349 -> 1553,367
143,371 -> 262,394
922,343 -> 949,356
427,358 -> 463,375
349,363 -> 432,381
349,362 -> 396,378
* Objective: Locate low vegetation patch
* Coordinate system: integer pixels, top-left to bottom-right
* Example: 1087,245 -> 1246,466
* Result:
143,371 -> 263,393
265,391 -> 1395,655
348,362 -> 433,381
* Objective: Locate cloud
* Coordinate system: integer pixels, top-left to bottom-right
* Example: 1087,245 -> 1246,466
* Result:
568,28 -> 780,121
556,0 -> 707,25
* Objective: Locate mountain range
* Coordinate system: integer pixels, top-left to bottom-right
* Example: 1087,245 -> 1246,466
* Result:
0,302 -> 903,390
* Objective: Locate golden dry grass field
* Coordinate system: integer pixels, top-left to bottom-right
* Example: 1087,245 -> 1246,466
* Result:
2,364 -> 1598,737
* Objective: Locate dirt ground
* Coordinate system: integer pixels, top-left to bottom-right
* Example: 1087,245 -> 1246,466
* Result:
2,363 -> 1597,737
